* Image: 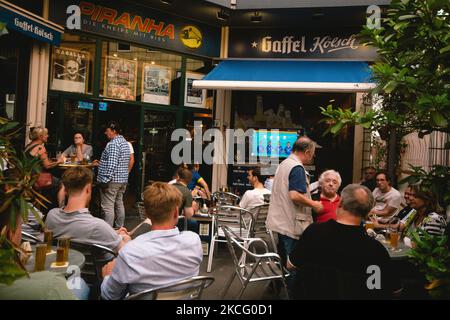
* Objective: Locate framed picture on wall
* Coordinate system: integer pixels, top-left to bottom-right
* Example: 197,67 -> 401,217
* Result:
185,71 -> 206,108
141,64 -> 172,105
104,56 -> 137,101
51,47 -> 89,93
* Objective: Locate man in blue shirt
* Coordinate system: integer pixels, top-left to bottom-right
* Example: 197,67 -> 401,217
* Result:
187,163 -> 211,200
284,141 -> 292,155
101,182 -> 203,300
266,141 -> 272,156
95,121 -> 130,228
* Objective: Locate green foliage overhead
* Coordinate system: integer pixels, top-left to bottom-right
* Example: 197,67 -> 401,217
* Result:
322,0 -> 450,136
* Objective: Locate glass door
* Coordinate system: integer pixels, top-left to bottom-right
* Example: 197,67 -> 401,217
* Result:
142,110 -> 176,188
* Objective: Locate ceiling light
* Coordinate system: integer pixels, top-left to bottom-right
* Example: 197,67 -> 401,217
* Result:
217,9 -> 230,21
251,11 -> 262,23
160,0 -> 173,4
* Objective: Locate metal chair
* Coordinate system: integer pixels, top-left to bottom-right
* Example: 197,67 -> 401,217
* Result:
221,226 -> 289,300
21,231 -> 42,244
250,204 -> 278,253
126,276 -> 215,300
207,205 -> 254,272
69,241 -> 117,300
212,191 -> 241,206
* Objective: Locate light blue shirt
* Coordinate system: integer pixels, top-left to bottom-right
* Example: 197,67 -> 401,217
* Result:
101,227 -> 203,300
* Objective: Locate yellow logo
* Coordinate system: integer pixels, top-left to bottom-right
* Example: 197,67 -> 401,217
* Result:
180,25 -> 202,49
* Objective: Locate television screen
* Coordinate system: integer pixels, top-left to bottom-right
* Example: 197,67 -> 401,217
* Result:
251,129 -> 299,158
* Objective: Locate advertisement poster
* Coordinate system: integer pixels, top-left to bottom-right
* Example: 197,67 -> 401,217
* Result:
104,57 -> 137,100
185,72 -> 206,108
51,47 -> 89,93
142,64 -> 172,105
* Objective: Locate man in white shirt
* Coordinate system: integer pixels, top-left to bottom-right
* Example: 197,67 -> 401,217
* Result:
370,171 -> 402,219
239,167 -> 271,210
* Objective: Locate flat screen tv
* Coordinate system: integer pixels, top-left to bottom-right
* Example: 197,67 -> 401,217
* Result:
251,129 -> 299,158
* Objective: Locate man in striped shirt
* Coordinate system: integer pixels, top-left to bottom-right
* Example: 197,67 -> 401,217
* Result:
96,121 -> 130,228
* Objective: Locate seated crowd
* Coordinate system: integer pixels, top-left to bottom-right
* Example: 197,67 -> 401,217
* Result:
2,135 -> 448,300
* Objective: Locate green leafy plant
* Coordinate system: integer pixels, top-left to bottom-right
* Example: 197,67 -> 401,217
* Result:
399,165 -> 450,209
0,117 -> 47,285
407,229 -> 450,298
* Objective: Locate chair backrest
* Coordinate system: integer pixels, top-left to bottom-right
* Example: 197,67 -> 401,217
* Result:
69,241 -> 117,299
212,191 -> 240,206
251,204 -> 270,237
126,276 -> 215,300
21,231 -> 42,244
215,205 -> 254,238
222,226 -> 285,281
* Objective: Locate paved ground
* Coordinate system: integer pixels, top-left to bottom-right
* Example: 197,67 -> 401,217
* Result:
124,212 -> 283,300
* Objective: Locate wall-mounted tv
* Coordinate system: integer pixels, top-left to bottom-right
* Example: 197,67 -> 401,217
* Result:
251,129 -> 300,158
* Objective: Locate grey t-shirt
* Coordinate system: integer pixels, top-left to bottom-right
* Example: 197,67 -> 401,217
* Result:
46,208 -> 122,251
372,187 -> 403,212
62,144 -> 93,159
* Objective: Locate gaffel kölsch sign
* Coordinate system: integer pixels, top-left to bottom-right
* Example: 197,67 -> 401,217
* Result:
229,28 -> 377,61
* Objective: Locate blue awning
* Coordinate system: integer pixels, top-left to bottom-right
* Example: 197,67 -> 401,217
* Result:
193,60 -> 375,92
0,0 -> 63,46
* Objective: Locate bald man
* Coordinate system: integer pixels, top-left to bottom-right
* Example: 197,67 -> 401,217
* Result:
267,137 -> 323,270
289,184 -> 401,299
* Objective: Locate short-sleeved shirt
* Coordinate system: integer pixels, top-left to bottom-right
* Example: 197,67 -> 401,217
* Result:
316,195 -> 340,223
63,144 -> 93,159
187,170 -> 202,190
404,212 -> 447,237
288,165 -> 307,194
46,208 -> 122,251
239,188 -> 271,210
372,187 -> 402,213
289,220 -> 399,299
127,142 -> 134,154
0,271 -> 77,300
172,182 -> 193,216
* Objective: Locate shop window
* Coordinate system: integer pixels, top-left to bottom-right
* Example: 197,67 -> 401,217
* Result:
100,41 -> 182,105
185,58 -> 214,109
49,33 -> 95,94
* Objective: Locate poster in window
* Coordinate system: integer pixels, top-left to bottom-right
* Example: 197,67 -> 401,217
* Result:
142,64 -> 172,105
199,223 -> 210,236
104,57 -> 137,100
185,72 -> 206,108
51,47 -> 89,93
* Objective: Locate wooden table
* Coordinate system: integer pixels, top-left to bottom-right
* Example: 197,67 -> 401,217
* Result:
58,163 -> 96,169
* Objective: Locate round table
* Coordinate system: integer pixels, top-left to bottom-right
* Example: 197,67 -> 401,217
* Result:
58,163 -> 96,169
25,246 -> 85,274
380,239 -> 411,259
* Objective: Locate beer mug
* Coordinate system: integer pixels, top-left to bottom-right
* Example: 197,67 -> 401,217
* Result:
44,230 -> 53,253
34,244 -> 47,271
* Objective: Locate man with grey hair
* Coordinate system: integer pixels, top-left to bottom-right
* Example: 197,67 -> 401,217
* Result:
289,184 -> 400,299
315,169 -> 342,223
267,136 -> 323,270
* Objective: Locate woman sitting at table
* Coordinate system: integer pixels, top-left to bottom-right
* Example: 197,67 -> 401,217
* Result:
25,126 -> 66,209
402,185 -> 446,237
62,131 -> 93,162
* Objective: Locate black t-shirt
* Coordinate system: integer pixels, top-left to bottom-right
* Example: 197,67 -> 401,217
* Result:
289,219 -> 399,299
361,179 -> 377,192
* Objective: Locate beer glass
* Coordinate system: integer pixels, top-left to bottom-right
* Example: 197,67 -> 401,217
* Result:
44,230 -> 53,253
34,244 -> 47,271
70,153 -> 76,163
365,221 -> 374,231
57,237 -> 70,263
55,246 -> 65,266
388,217 -> 400,250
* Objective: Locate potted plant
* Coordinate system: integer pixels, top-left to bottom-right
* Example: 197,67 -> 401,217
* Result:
407,230 -> 450,299
0,117 -> 46,285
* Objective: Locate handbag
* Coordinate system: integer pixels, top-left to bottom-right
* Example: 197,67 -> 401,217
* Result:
34,172 -> 53,189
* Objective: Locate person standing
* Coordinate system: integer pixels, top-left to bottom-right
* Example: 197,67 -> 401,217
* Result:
95,122 -> 130,228
360,166 -> 377,191
266,137 -> 323,269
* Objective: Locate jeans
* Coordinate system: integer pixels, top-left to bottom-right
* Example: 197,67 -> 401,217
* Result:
100,182 -> 127,228
277,233 -> 298,296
